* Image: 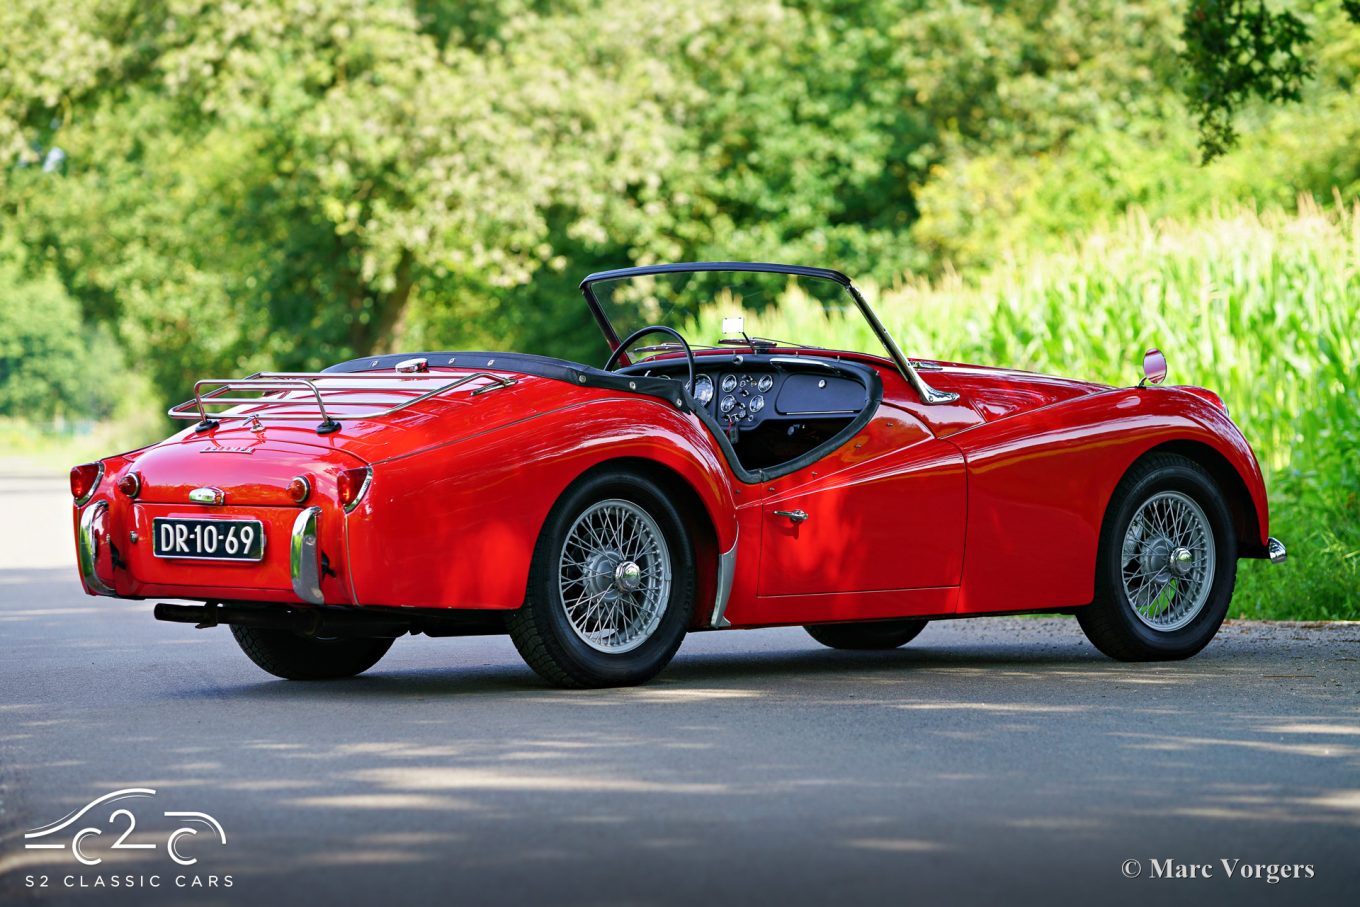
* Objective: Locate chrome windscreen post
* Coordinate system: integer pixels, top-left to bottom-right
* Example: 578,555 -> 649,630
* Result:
844,283 -> 959,405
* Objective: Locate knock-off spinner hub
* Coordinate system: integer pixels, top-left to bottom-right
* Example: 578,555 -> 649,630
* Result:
614,561 -> 643,592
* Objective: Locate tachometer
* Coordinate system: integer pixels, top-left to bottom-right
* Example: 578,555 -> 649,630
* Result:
693,374 -> 714,405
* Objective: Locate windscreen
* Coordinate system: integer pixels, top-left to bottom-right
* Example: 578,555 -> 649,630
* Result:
585,268 -> 891,363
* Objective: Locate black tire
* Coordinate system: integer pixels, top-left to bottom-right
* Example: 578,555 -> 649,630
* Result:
230,625 -> 394,680
804,619 -> 928,650
1077,453 -> 1237,661
506,470 -> 696,688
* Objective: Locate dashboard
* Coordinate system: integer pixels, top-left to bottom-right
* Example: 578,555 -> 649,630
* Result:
632,358 -> 871,430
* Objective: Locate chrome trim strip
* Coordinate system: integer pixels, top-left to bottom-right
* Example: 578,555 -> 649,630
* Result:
73,462 -> 105,506
77,501 -> 116,596
1267,537 -> 1287,565
769,356 -> 839,373
709,531 -> 738,628
291,506 -> 324,605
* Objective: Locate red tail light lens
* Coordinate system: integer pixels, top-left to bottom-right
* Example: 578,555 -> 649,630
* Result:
287,475 -> 312,503
117,472 -> 141,498
70,462 -> 104,504
337,466 -> 371,512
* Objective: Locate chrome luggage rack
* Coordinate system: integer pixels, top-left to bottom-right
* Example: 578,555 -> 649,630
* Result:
168,370 -> 516,435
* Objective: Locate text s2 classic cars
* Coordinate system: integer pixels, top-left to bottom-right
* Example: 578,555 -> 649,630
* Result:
70,262 -> 1286,687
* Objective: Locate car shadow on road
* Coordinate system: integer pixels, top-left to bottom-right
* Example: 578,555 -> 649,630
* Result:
174,637 -> 1246,704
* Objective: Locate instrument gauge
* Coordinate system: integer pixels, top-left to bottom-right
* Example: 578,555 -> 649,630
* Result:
749,394 -> 765,413
757,374 -> 774,393
692,374 -> 714,405
719,394 -> 736,413
720,374 -> 739,394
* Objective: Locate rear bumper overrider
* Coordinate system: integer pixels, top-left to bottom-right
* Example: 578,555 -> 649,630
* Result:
77,501 -> 116,596
291,506 -> 324,605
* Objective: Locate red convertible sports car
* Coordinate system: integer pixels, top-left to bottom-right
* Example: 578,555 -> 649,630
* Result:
71,262 -> 1286,687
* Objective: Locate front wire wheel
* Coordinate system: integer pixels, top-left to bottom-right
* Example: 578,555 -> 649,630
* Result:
1078,453 -> 1237,661
1120,490 -> 1217,632
508,471 -> 695,687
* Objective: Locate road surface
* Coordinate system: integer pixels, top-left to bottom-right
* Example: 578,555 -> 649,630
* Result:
1,471 -> 1356,906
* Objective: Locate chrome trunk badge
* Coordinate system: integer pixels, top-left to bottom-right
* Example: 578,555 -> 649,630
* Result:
189,487 -> 225,505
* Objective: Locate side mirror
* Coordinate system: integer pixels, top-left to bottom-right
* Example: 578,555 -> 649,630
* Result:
1140,348 -> 1167,387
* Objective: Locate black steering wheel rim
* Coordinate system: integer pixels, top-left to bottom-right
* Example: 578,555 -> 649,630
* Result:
603,326 -> 696,394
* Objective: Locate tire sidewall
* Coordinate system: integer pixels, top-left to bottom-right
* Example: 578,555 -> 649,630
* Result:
1100,461 -> 1236,657
533,472 -> 695,684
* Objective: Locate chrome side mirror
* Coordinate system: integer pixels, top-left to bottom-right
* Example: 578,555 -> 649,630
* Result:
1139,348 -> 1167,387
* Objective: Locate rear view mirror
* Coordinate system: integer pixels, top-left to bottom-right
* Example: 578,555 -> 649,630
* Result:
1140,348 -> 1168,387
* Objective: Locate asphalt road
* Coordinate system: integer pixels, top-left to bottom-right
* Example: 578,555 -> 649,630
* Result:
1,471 -> 1357,907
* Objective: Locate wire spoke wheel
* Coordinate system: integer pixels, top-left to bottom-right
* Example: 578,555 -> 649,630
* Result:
1120,490 -> 1216,632
558,499 -> 672,654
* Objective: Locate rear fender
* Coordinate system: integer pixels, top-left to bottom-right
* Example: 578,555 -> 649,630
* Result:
345,397 -> 738,609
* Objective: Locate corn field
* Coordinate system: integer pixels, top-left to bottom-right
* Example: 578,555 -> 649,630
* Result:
693,201 -> 1360,619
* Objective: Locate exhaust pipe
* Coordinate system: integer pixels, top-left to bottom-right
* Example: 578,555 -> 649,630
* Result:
153,601 -> 409,638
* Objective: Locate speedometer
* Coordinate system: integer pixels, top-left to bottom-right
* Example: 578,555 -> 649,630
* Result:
692,374 -> 714,405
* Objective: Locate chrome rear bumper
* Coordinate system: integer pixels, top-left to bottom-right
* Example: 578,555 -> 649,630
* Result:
1267,537 -> 1287,565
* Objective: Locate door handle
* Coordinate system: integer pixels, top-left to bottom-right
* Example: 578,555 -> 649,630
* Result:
774,509 -> 809,523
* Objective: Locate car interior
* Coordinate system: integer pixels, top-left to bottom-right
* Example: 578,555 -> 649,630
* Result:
621,353 -> 878,474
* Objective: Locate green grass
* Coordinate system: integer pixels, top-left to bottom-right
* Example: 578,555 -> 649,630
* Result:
693,201 -> 1360,619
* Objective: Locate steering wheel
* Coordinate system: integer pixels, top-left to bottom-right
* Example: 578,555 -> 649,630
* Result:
603,326 -> 696,394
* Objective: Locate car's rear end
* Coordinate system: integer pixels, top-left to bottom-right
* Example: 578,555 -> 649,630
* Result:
70,365 -> 523,609
72,433 -> 372,607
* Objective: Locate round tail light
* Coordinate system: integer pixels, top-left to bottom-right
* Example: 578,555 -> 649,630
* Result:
287,475 -> 311,503
70,462 -> 104,504
117,471 -> 141,498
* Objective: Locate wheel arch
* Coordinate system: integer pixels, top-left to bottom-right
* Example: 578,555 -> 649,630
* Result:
1121,439 -> 1265,558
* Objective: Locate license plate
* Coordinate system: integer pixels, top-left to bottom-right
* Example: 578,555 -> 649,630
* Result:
152,518 -> 266,562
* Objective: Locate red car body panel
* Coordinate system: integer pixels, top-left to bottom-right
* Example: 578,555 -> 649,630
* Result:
72,344 -> 1273,631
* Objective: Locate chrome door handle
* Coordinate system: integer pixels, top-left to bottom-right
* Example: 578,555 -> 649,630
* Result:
774,509 -> 809,523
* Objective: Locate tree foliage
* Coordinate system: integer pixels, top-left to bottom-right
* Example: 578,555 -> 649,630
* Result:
1183,1 -> 1360,161
1,1 -> 1357,415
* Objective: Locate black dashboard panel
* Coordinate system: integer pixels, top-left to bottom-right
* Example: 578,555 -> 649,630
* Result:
625,354 -> 872,430
774,374 -> 867,416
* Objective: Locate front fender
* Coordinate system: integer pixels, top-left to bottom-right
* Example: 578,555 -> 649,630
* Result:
952,387 -> 1272,614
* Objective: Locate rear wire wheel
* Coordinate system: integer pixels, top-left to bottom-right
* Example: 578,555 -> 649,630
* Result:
230,626 -> 394,680
1078,453 -> 1237,661
507,470 -> 695,687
